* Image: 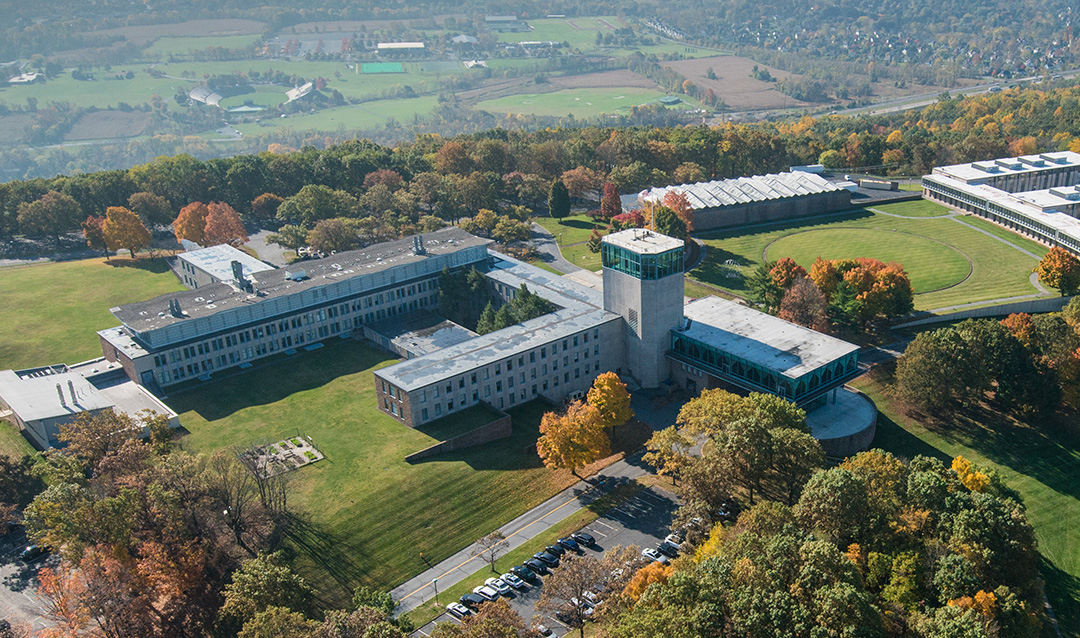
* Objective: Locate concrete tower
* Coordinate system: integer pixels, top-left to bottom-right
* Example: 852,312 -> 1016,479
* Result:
601,228 -> 685,388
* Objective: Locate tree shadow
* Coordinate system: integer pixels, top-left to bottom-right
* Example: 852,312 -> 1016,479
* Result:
694,208 -> 875,241
103,257 -> 172,274
869,411 -> 950,464
1040,556 -> 1080,637
557,219 -> 600,231
279,512 -> 370,606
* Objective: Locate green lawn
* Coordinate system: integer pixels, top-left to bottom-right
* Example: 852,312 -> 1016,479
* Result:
870,199 -> 952,218
497,17 -> 623,49
170,341 -> 581,604
144,34 -> 263,57
854,368 -> 1080,636
0,257 -> 185,370
536,214 -> 604,246
561,242 -> 601,271
476,87 -> 691,119
0,420 -> 37,460
234,96 -> 438,134
218,85 -> 288,109
690,206 -> 1047,311
955,214 -> 1050,259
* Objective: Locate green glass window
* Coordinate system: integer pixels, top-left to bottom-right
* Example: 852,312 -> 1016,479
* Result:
602,244 -> 683,280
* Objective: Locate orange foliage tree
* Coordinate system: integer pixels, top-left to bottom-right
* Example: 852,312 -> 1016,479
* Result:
536,401 -> 609,478
102,206 -> 152,258
622,561 -> 673,601
661,190 -> 694,231
173,202 -> 208,244
81,215 -> 107,259
778,277 -> 831,332
204,202 -> 249,247
1035,246 -> 1080,296
769,257 -> 808,289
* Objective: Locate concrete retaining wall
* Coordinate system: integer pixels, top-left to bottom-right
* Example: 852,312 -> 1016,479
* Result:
817,388 -> 878,459
897,295 -> 1074,328
404,408 -> 512,462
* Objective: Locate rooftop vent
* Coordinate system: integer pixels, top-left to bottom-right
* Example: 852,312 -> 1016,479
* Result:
412,235 -> 427,255
284,269 -> 307,281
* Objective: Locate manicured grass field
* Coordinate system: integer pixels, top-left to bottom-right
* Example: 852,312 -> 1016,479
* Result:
144,34 -> 262,57
869,199 -> 952,218
218,85 -> 289,109
497,17 -> 624,49
476,87 -> 689,119
765,228 -> 971,293
170,340 -> 582,603
560,242 -> 601,271
0,420 -> 36,460
955,214 -> 1050,258
0,257 -> 185,370
536,214 -> 604,246
690,205 -> 1047,311
853,368 -> 1080,636
234,96 -> 439,135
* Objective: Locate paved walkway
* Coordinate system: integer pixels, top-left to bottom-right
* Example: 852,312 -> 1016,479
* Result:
530,223 -> 581,274
391,452 -> 652,615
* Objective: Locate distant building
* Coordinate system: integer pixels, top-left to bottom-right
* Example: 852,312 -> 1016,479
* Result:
636,172 -> 852,231
285,81 -> 314,102
452,34 -> 479,45
173,244 -> 275,290
485,15 -> 530,32
188,86 -> 222,106
922,151 -> 1080,255
463,60 -> 488,69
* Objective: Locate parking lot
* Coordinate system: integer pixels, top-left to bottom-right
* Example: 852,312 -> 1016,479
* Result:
0,527 -> 56,633
412,484 -> 680,636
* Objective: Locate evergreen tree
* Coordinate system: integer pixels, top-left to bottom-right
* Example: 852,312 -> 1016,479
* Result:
548,177 -> 571,219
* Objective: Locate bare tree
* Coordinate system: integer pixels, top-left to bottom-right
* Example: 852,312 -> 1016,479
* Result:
207,452 -> 257,555
536,554 -> 606,638
471,531 -> 508,573
236,444 -> 293,517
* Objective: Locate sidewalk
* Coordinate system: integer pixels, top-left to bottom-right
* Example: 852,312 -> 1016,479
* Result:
529,223 -> 582,274
391,451 -> 650,615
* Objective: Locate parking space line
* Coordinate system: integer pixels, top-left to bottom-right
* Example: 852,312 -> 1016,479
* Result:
594,521 -> 616,530
587,529 -> 607,537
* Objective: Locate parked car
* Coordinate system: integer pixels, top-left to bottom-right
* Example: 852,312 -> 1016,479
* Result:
642,548 -> 670,564
583,590 -> 601,606
19,545 -> 48,562
473,585 -> 499,602
571,531 -> 596,547
501,572 -> 527,589
485,577 -> 511,596
657,541 -> 680,558
664,532 -> 684,548
514,564 -> 541,580
571,597 -> 595,616
446,602 -> 472,619
545,544 -> 565,556
524,559 -> 549,575
557,537 -> 580,552
459,593 -> 486,608
534,551 -> 560,567
534,624 -> 553,636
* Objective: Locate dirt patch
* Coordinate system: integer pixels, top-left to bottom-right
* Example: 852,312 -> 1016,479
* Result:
869,77 -> 980,100
65,111 -> 152,141
86,19 -> 266,42
0,114 -> 32,144
550,69 -> 660,90
665,55 -> 811,110
454,76 -> 544,104
287,15 -> 464,34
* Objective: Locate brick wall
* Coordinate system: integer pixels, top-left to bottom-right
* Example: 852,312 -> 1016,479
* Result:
404,409 -> 512,462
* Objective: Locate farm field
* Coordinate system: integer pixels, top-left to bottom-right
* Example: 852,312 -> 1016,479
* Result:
0,257 -> 185,370
855,368 -> 1080,636
666,55 -> 809,109
689,201 -> 1049,311
476,87 -> 696,118
171,339 -> 583,603
233,96 -> 438,134
145,34 -> 263,57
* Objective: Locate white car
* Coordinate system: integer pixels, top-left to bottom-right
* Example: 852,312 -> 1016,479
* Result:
485,577 -> 511,596
446,602 -> 472,619
642,548 -> 670,564
500,572 -> 527,590
473,585 -> 499,601
664,533 -> 683,548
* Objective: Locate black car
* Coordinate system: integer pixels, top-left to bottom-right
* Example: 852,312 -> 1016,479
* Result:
571,531 -> 596,547
459,593 -> 487,608
19,545 -> 48,562
545,544 -> 565,556
524,558 -> 549,574
657,541 -> 680,558
512,564 -> 539,581
534,551 -> 560,567
557,537 -> 580,552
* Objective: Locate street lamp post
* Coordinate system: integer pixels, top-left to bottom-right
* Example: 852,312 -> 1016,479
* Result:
433,578 -> 439,606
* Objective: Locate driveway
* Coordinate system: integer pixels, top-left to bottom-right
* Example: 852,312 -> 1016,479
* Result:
0,527 -> 56,633
245,227 -> 290,267
530,223 -> 581,274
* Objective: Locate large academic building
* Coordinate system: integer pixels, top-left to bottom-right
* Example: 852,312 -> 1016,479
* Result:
922,151 -> 1080,255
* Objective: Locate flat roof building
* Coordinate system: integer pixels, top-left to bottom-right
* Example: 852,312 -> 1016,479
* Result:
174,244 -> 275,290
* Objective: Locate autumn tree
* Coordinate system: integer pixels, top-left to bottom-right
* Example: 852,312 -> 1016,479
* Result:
16,190 -> 82,239
622,561 -> 673,601
238,606 -> 319,638
220,552 -> 314,626
778,277 -> 831,332
307,218 -> 358,254
651,205 -> 687,240
250,193 -> 284,223
600,182 -> 621,221
471,531 -> 508,573
492,217 -> 531,244
536,401 -> 610,478
57,410 -> 139,472
537,553 -> 607,638
203,201 -> 249,247
37,563 -> 89,636
81,215 -> 107,259
1035,246 -> 1080,296
102,206 -> 152,258
266,225 -> 308,256
643,426 -> 694,486
173,202 -> 209,245
127,191 -> 173,228
587,371 -> 633,440
770,257 -> 808,289
661,190 -> 694,231
771,427 -> 827,505
548,177 -> 571,219
561,167 -> 602,202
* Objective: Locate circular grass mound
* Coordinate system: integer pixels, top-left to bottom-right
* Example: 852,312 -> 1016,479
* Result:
765,228 -> 971,294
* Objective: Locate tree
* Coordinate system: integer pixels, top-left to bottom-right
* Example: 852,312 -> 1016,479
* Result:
57,410 -> 139,472
587,372 -> 633,439
622,561 -> 673,601
471,531 -> 509,573
203,201 -> 249,247
643,426 -> 694,486
103,206 -> 152,257
561,167 -> 602,201
239,606 -> 319,638
661,190 -> 694,231
37,563 -> 89,636
351,587 -> 396,616
457,598 -> 531,638
548,178 -> 571,219
81,215 -> 107,259
586,228 -> 603,253
536,401 -> 610,478
220,552 -> 314,624
771,428 -> 826,506
126,191 -> 173,228
307,218 -> 357,254
537,553 -> 606,638
250,193 -> 284,223
778,277 -> 830,332
714,416 -> 772,505
17,190 -> 82,239
600,182 -> 621,221
492,217 -> 531,244
747,260 -> 783,312
1035,246 -> 1080,296
893,328 -> 980,412
266,225 -> 308,256
173,202 -> 208,245
277,185 -> 360,226
770,257 -> 808,289
651,205 -> 687,240
795,467 -> 870,546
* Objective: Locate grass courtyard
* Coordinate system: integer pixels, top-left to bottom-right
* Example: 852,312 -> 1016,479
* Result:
170,340 -> 586,604
854,368 -> 1080,636
0,257 -> 185,370
690,201 -> 1049,311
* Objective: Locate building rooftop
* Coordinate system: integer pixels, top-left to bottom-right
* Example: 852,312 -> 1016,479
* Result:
110,228 -> 489,333
176,244 -> 276,283
639,171 -> 843,211
932,151 -> 1080,185
603,228 -> 684,255
377,42 -> 426,49
375,255 -> 619,392
366,311 -> 478,358
678,297 -> 859,380
0,368 -> 114,423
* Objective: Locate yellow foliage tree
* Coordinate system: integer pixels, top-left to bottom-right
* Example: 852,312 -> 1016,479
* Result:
622,562 -> 673,601
102,206 -> 152,258
587,372 -> 633,436
949,590 -> 997,617
951,456 -> 990,493
536,401 -> 609,478
173,202 -> 208,245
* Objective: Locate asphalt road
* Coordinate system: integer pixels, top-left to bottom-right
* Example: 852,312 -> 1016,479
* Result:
0,527 -> 57,633
411,485 -> 680,637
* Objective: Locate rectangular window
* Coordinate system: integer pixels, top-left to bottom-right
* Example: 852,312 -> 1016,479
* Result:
530,352 -> 536,363
435,404 -> 442,416
419,390 -> 427,403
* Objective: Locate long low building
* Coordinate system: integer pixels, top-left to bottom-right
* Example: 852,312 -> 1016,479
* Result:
922,151 -> 1080,255
637,172 -> 851,231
